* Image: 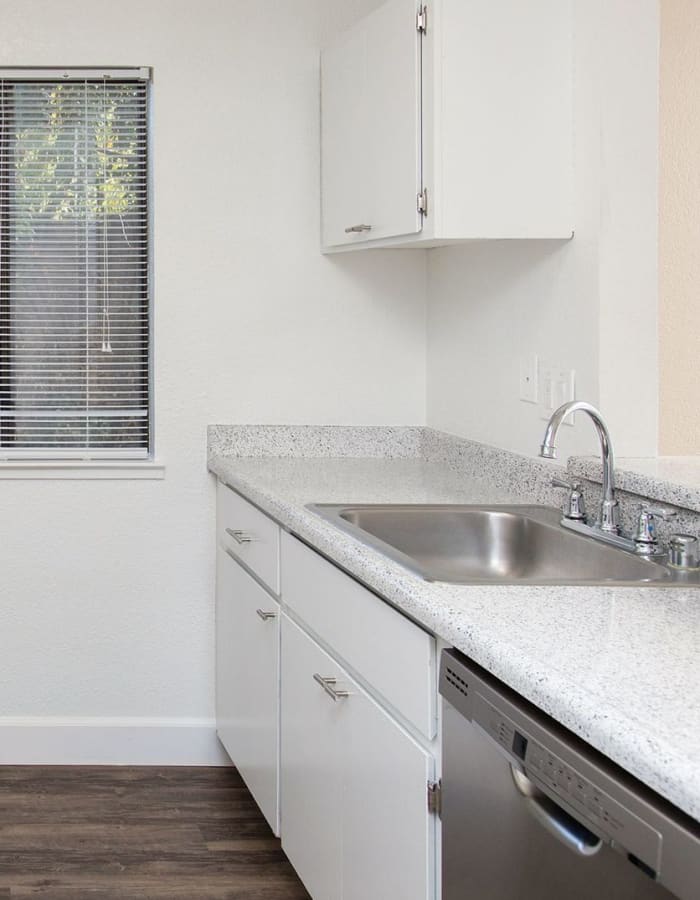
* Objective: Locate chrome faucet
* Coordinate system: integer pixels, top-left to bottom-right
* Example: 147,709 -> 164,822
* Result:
540,401 -> 620,534
541,401 -> 697,565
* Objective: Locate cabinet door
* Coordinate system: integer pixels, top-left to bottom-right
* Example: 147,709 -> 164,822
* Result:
215,548 -> 280,834
321,0 -> 423,247
342,674 -> 435,900
281,613 -> 435,900
280,614 -> 345,900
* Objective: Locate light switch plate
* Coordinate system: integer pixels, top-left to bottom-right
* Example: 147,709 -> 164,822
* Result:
539,362 -> 575,424
519,354 -> 539,404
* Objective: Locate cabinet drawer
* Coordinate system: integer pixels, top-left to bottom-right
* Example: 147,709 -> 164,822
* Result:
217,482 -> 280,594
281,532 -> 437,739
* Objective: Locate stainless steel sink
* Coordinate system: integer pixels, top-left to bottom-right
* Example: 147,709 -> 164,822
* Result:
307,504 -> 692,586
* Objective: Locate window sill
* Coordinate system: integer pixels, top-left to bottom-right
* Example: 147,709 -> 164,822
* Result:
0,460 -> 166,480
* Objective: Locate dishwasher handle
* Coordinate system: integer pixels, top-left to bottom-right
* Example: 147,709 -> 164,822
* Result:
511,767 -> 603,858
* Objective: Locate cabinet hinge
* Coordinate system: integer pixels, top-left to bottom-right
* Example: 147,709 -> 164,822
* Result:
417,188 -> 428,217
427,779 -> 442,817
416,5 -> 427,33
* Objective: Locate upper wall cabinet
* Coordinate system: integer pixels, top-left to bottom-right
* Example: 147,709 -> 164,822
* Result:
321,0 -> 423,248
320,0 -> 573,252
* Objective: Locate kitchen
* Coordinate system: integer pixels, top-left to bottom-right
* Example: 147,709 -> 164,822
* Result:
0,0 -> 698,897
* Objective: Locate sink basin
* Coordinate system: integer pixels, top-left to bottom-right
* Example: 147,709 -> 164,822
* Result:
307,504 -> 685,586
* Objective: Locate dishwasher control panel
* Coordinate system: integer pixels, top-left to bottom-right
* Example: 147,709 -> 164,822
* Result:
473,692 -> 662,872
481,700 -> 624,830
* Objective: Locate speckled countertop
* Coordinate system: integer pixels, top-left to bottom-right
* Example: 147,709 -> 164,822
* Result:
207,428 -> 700,823
570,455 -> 700,514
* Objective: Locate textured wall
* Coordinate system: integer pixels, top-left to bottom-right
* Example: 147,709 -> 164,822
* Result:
659,0 -> 700,454
0,0 -> 427,725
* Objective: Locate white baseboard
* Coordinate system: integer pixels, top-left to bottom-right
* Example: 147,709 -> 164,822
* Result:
0,717 -> 232,766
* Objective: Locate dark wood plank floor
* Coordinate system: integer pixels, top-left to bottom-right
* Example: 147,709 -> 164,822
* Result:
0,766 -> 310,899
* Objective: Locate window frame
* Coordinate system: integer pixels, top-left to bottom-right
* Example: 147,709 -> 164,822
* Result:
0,67 -> 155,468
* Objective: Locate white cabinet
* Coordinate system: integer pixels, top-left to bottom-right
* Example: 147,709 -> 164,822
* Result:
214,481 -> 439,897
282,531 -> 437,738
342,673 -> 436,900
279,614 -> 345,900
216,546 -> 280,834
281,613 -> 436,900
216,481 -> 280,595
321,0 -> 422,247
321,0 -> 573,251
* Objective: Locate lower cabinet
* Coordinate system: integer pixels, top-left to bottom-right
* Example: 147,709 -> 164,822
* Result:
214,485 -> 438,897
216,547 -> 280,834
279,613 -> 344,899
280,613 -> 436,900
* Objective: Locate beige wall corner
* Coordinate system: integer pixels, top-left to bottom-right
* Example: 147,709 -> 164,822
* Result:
659,0 -> 700,454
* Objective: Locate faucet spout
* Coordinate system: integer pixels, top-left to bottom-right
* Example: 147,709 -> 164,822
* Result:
540,401 -> 619,534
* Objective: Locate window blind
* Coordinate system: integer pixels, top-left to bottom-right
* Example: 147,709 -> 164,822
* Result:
0,69 -> 151,459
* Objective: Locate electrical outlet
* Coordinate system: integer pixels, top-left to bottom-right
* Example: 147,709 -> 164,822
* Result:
539,362 -> 576,424
519,355 -> 539,404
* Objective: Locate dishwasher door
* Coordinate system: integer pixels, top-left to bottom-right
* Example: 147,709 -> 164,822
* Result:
440,651 -> 700,900
443,701 -> 673,899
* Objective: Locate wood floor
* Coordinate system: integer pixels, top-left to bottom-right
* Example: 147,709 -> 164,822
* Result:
0,766 -> 310,899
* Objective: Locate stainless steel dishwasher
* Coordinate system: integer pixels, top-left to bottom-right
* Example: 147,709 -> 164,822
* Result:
440,650 -> 700,900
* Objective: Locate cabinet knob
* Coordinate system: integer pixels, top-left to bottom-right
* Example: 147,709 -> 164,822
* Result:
344,224 -> 372,234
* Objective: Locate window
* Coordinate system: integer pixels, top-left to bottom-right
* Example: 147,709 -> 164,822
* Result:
0,68 -> 151,460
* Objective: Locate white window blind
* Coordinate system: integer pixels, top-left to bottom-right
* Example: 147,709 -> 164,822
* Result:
0,69 -> 151,459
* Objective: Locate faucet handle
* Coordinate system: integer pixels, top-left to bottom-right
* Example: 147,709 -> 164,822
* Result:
640,505 -> 676,520
669,534 -> 700,569
551,478 -> 586,521
552,477 -> 580,490
634,506 -> 677,556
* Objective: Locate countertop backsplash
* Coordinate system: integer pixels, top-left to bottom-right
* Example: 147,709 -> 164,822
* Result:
208,424 -> 700,542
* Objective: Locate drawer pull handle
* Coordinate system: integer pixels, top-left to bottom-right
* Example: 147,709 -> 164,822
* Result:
226,528 -> 252,544
256,609 -> 276,622
344,224 -> 372,234
313,673 -> 350,702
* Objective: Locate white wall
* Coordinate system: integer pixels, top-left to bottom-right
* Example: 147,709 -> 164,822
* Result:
426,0 -> 659,460
597,0 -> 659,457
0,0 -> 427,752
0,0 -> 662,760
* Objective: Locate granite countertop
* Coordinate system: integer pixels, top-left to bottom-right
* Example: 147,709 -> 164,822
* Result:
207,429 -> 700,823
570,455 -> 700,514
